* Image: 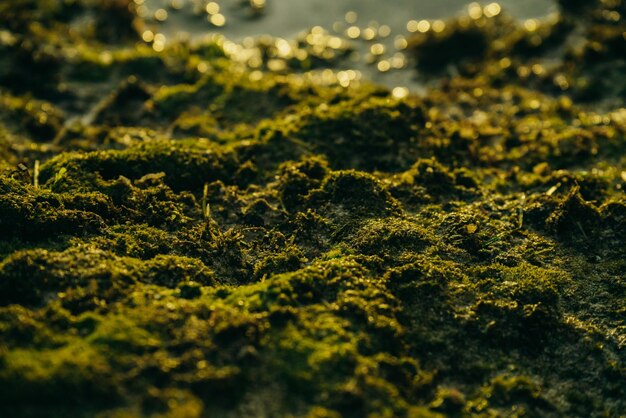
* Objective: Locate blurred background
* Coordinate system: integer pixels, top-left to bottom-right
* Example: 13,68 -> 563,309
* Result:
0,0 -> 623,137
137,0 -> 557,90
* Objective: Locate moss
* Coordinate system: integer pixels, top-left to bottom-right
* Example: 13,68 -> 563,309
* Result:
0,248 -> 134,307
91,77 -> 153,127
0,342 -> 119,407
0,92 -> 65,142
349,217 -> 430,261
476,374 -> 553,416
291,98 -> 425,172
276,155 -> 330,211
0,247 -> 215,309
151,76 -> 225,120
40,139 -> 239,192
410,17 -> 492,72
0,177 -> 107,241
0,2 -> 625,417
546,186 -> 602,242
309,170 -> 400,221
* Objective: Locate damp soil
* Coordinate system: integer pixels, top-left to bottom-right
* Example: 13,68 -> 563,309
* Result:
0,1 -> 625,417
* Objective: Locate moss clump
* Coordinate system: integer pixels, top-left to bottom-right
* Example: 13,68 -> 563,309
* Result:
0,247 -> 215,309
0,177 -> 107,241
40,139 -> 239,193
546,186 -> 602,241
0,2 -> 625,417
310,170 -> 399,219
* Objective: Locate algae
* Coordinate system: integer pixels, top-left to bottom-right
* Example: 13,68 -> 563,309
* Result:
0,1 -> 624,417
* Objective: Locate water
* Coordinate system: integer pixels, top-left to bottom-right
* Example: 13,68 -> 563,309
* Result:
141,0 -> 558,90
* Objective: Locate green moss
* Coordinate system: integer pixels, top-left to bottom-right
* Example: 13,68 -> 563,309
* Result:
0,342 -> 118,406
40,139 -> 239,192
0,177 -> 107,241
0,2 -> 625,417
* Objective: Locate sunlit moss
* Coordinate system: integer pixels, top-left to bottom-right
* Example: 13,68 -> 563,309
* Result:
0,1 -> 624,417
